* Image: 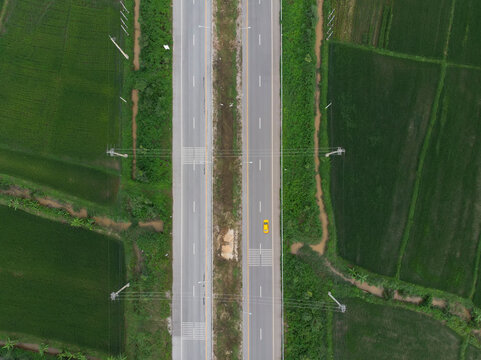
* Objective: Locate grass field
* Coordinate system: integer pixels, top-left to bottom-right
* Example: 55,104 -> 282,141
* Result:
400,66 -> 481,298
0,0 -> 123,203
331,0 -> 452,58
328,43 -> 441,276
333,298 -> 462,359
466,345 -> 481,360
0,205 -> 125,355
448,0 -> 481,67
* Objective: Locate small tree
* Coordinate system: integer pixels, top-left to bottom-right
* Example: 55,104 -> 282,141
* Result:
38,343 -> 49,357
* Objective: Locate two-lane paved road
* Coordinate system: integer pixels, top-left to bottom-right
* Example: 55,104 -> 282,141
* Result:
242,0 -> 281,359
173,0 -> 213,358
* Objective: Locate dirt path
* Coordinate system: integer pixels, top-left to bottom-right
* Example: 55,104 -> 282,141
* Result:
131,89 -> 138,179
131,0 -> 141,179
310,0 -> 329,256
0,341 -> 99,360
133,0 -> 141,71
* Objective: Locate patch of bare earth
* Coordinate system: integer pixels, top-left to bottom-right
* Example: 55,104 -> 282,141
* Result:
35,197 -> 88,218
290,242 -> 303,254
139,220 -> 164,232
131,89 -> 139,179
310,0 -> 329,256
93,216 -> 131,231
131,0 -> 141,178
393,291 -> 422,305
133,241 -> 145,275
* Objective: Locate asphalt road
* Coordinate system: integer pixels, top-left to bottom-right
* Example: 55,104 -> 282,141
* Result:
241,0 -> 282,359
172,0 -> 213,358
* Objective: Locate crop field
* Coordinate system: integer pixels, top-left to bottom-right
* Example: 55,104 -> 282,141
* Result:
0,0 -> 123,203
330,0 -> 452,58
467,345 -> 481,360
328,43 -> 441,276
332,298 -> 462,359
0,205 -> 125,355
447,0 -> 481,67
400,66 -> 481,298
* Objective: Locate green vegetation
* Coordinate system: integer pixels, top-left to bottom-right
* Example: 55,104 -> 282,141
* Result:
328,43 -> 441,276
386,0 -> 452,58
466,344 -> 481,360
119,0 -> 173,358
0,205 -> 125,356
331,0 -> 452,58
0,0 -> 122,203
282,0 -> 321,245
448,0 -> 481,66
333,297 -> 462,359
212,0 -> 242,357
400,67 -> 481,298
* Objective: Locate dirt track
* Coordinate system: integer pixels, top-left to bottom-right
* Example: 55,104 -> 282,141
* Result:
131,0 -> 141,179
310,0 -> 329,255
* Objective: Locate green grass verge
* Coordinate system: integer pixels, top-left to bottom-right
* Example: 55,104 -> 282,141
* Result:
0,205 -> 125,356
327,42 -> 441,276
332,297 -> 463,359
0,0 -> 122,201
400,66 -> 481,298
282,0 -> 321,245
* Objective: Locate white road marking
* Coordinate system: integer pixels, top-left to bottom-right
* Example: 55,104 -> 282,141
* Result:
193,34 -> 195,46
258,34 -> 261,45
259,159 -> 262,171
193,76 -> 195,87
193,116 -> 196,128
259,201 -> 261,213
193,201 -> 196,213
259,75 -> 261,87
260,328 -> 263,341
258,117 -> 261,129
260,285 -> 262,298
193,242 -> 196,255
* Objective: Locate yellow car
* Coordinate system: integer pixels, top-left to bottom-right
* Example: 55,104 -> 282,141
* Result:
263,219 -> 269,234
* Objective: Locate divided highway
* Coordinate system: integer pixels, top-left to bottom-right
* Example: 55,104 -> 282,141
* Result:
241,0 -> 282,359
172,0 -> 213,358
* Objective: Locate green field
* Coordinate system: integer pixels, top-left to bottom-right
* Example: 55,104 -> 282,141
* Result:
448,0 -> 481,67
0,205 -> 125,355
400,66 -> 481,298
333,298 -> 462,359
467,345 -> 481,360
328,43 -> 441,276
0,0 -> 122,203
331,0 -> 452,58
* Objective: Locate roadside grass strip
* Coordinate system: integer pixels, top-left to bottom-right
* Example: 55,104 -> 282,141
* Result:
0,0 -> 122,202
0,205 -> 125,356
328,42 -> 440,277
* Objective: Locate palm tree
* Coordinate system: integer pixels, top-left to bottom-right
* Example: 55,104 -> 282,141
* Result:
2,337 -> 16,351
8,198 -> 20,211
38,343 -> 49,357
70,218 -> 82,227
357,273 -> 368,284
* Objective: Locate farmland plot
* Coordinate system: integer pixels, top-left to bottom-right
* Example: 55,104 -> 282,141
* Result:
447,0 -> 481,67
0,205 -> 125,355
328,43 -> 441,276
400,67 -> 481,298
333,298 -> 462,360
330,0 -> 452,58
0,0 -> 122,203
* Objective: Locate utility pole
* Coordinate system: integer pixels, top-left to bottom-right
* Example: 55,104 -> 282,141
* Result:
111,283 -> 130,301
107,148 -> 129,158
325,147 -> 345,157
328,291 -> 346,313
109,35 -> 129,60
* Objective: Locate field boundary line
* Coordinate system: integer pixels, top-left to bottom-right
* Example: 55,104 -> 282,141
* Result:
469,235 -> 481,300
328,40 -> 443,65
0,0 -> 9,30
394,63 -> 447,279
443,0 -> 456,58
